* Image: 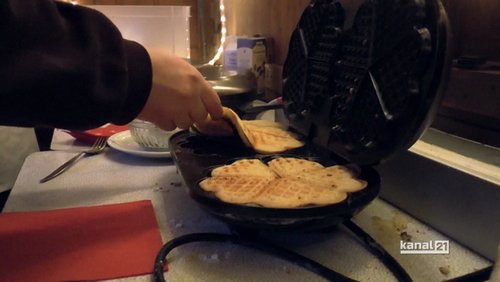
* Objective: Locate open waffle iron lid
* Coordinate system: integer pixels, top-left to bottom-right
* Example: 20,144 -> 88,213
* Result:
282,0 -> 451,165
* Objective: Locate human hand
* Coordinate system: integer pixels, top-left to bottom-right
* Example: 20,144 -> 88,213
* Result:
137,48 -> 223,130
193,116 -> 234,136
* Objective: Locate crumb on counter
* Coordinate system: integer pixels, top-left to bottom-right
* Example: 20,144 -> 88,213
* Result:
439,265 -> 450,276
400,231 -> 412,242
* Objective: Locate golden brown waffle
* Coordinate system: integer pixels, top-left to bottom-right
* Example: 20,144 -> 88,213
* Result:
242,122 -> 305,154
241,119 -> 288,129
221,107 -> 254,147
292,165 -> 368,193
200,157 -> 367,208
190,118 -> 234,137
199,176 -> 269,204
255,178 -> 347,208
211,159 -> 278,180
267,157 -> 325,177
193,107 -> 304,154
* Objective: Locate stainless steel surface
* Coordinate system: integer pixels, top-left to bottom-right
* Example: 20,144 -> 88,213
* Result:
197,64 -> 256,97
377,129 -> 500,261
39,137 -> 107,183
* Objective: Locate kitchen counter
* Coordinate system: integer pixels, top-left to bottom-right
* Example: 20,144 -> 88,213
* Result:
3,144 -> 492,281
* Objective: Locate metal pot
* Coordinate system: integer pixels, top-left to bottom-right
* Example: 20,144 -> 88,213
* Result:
196,64 -> 260,112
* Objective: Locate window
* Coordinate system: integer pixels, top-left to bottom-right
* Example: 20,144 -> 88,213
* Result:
78,0 -> 221,65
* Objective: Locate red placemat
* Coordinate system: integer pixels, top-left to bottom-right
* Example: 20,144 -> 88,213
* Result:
66,123 -> 129,143
0,200 -> 164,282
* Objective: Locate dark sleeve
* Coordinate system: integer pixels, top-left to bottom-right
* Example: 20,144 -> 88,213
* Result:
0,1 -> 152,130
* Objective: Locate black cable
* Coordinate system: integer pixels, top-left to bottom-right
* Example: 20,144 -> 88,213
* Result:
153,226 -> 490,282
153,232 -> 358,282
443,266 -> 493,282
343,220 -> 413,282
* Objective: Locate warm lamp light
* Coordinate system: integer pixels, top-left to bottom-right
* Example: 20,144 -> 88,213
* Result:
208,0 -> 226,65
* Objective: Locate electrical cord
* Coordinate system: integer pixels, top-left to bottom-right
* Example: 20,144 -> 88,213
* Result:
343,220 -> 496,282
153,225 -> 491,282
153,232 -> 357,282
342,220 -> 413,282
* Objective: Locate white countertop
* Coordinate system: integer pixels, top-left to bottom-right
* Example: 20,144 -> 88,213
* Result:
3,139 -> 491,281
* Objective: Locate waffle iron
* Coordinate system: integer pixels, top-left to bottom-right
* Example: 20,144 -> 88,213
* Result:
169,0 -> 451,232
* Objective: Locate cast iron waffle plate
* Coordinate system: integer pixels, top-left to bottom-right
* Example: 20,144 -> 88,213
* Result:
283,0 -> 450,165
169,131 -> 380,231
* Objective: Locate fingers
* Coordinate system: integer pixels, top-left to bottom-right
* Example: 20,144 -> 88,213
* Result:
174,112 -> 193,130
140,48 -> 223,129
156,119 -> 176,131
200,80 -> 223,120
195,118 -> 234,136
189,98 -> 209,124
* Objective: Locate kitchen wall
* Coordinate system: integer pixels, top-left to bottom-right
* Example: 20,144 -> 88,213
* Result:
224,0 -> 309,65
437,0 -> 500,146
441,0 -> 500,61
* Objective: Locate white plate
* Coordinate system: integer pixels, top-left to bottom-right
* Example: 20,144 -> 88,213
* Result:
107,130 -> 172,158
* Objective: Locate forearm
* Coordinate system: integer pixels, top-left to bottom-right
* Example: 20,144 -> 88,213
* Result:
0,1 -> 152,129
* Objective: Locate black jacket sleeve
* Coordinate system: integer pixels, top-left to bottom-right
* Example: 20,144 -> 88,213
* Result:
0,1 -> 152,130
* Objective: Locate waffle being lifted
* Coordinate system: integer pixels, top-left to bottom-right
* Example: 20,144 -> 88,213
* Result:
194,107 -> 305,154
199,157 -> 367,208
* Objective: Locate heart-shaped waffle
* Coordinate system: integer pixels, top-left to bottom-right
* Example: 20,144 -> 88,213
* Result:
292,165 -> 368,193
211,159 -> 278,180
267,157 -> 325,177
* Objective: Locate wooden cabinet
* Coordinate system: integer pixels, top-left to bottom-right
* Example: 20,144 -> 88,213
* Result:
437,0 -> 500,146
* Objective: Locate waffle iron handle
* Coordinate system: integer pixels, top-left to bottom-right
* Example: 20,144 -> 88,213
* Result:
239,103 -> 284,120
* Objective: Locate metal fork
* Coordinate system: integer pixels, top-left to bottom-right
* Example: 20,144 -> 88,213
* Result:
40,137 -> 107,183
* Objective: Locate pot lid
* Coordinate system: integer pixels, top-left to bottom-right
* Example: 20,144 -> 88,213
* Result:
282,0 -> 451,165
